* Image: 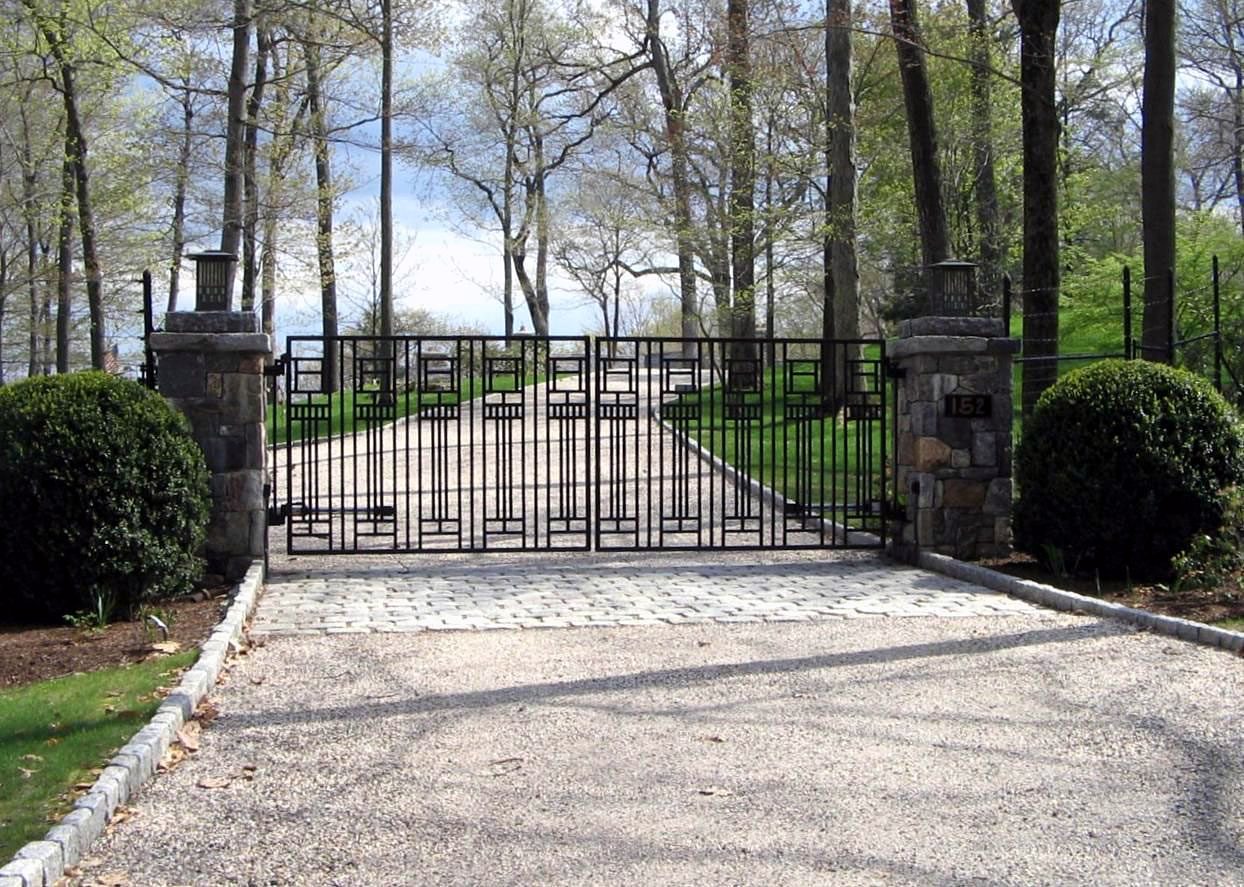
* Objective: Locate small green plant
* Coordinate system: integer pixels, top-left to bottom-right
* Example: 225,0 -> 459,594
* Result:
62,592 -> 118,631
1039,544 -> 1070,579
1173,486 -> 1244,591
63,590 -> 118,634
136,604 -> 177,643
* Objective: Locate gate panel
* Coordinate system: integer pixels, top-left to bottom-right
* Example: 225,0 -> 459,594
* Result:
272,334 -> 889,554
278,335 -> 591,553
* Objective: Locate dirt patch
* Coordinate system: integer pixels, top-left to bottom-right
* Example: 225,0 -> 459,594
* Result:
982,554 -> 1244,625
0,592 -> 229,689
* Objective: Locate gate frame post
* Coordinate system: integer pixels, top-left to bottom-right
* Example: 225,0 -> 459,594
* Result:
149,311 -> 270,580
890,316 -> 1019,561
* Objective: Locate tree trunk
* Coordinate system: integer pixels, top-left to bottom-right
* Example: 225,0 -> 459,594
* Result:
727,0 -> 756,354
56,153 -> 73,373
304,30 -> 339,392
20,106 -> 39,378
646,0 -> 699,345
1012,0 -> 1061,414
827,0 -> 860,406
1141,0 -> 1177,363
1233,73 -> 1244,238
532,141 -> 551,337
241,26 -> 270,312
888,0 -> 951,280
0,250 -> 8,385
967,0 -> 1004,301
169,89 -> 193,312
380,0 -> 394,343
221,0 -> 253,264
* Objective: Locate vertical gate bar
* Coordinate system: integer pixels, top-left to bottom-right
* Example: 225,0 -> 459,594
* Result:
403,338 -> 410,550
827,341 -> 836,547
583,336 -> 591,550
593,338 -> 600,550
651,338 -> 661,547
881,339 -> 889,548
416,338 -> 423,550
284,339 -> 293,553
468,338 -> 475,550
1122,265 -> 1133,360
695,338 -> 704,549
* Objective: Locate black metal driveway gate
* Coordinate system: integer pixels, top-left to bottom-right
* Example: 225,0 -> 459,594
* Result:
267,335 -> 892,554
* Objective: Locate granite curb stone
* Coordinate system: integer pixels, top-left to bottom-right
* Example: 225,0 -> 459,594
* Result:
0,562 -> 264,887
912,549 -> 1244,654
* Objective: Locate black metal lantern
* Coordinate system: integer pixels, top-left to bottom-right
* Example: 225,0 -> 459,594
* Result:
189,251 -> 237,312
929,260 -> 979,316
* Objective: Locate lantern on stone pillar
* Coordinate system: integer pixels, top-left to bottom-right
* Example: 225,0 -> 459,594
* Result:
929,260 -> 979,317
189,251 -> 237,312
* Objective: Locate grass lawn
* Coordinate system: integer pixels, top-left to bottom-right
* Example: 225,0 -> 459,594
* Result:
0,650 -> 197,859
674,358 -> 891,526
1216,617 -> 1244,631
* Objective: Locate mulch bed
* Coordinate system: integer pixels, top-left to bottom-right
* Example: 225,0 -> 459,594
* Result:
982,554 -> 1244,625
0,591 -> 230,689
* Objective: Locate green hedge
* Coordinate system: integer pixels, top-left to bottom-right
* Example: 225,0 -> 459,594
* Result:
1014,360 -> 1244,580
0,373 -> 210,623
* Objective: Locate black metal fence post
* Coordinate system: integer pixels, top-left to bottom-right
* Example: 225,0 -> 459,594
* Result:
1167,267 -> 1176,365
1002,274 -> 1012,334
1122,265 -> 1133,360
142,270 -> 157,389
1213,254 -> 1223,394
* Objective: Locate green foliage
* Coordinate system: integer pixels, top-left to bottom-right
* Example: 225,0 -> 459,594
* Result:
1173,486 -> 1244,591
0,373 -> 210,624
1014,360 -> 1244,580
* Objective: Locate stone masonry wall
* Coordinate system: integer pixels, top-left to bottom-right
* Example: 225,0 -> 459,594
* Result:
891,317 -> 1019,560
149,312 -> 270,580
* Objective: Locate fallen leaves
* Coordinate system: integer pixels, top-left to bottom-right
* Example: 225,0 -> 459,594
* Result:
196,764 -> 258,790
481,757 -> 524,777
148,641 -> 182,657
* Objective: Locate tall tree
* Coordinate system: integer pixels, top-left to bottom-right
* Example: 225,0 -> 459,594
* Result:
823,0 -> 860,406
24,0 -> 106,368
966,0 -> 1004,299
1012,0 -> 1061,413
1142,0 -> 1177,361
644,0 -> 699,343
726,0 -> 755,346
220,0 -> 253,268
302,18 -> 339,391
888,0 -> 951,281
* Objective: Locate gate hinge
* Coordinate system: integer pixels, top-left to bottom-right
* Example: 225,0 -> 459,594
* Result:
884,358 -> 906,379
264,354 -> 287,378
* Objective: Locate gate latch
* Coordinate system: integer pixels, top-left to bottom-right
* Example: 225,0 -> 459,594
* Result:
264,355 -> 287,378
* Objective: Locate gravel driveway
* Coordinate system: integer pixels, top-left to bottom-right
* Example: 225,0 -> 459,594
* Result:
85,614 -> 1242,886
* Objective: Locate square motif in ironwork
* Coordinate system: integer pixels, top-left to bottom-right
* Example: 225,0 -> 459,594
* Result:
419,355 -> 458,393
662,357 -> 699,395
785,360 -> 820,395
549,357 -> 586,392
726,358 -> 761,393
291,357 -> 324,394
599,357 -> 635,393
486,357 -> 523,392
354,356 -> 396,397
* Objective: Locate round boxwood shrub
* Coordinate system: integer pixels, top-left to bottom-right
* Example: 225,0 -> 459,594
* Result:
1014,359 -> 1244,580
0,372 -> 210,623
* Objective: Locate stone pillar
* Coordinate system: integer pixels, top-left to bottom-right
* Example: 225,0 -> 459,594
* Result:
891,317 -> 1019,560
149,312 -> 269,580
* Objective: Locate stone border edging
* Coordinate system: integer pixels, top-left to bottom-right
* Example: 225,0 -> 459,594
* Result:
0,562 -> 265,887
912,549 -> 1244,654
